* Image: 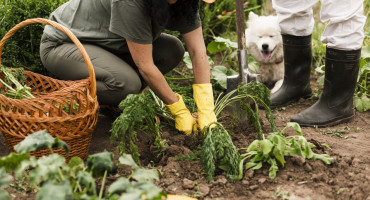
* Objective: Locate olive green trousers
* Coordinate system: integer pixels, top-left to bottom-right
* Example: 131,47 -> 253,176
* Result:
40,33 -> 184,106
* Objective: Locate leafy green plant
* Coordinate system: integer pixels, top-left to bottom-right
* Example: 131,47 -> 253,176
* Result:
354,47 -> 370,112
0,65 -> 34,99
200,122 -> 242,181
0,130 -> 165,200
214,82 -> 276,139
0,0 -> 67,75
240,122 -> 333,179
200,0 -> 263,43
110,90 -> 171,164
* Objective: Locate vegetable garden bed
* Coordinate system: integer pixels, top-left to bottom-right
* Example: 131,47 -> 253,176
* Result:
1,72 -> 369,200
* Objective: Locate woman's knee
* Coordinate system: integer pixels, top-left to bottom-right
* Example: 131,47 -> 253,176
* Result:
96,74 -> 142,106
153,34 -> 185,74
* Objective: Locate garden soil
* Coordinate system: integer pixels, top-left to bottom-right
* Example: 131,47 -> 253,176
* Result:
1,77 -> 369,200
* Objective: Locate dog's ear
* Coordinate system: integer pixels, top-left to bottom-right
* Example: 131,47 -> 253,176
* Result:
248,11 -> 258,22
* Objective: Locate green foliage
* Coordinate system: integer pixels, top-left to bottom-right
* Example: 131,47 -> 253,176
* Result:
241,122 -> 333,179
200,0 -> 263,43
200,122 -> 242,181
0,168 -> 11,200
87,151 -> 114,178
214,82 -> 276,139
354,47 -> 370,112
0,131 -> 165,200
211,65 -> 238,89
0,0 -> 67,74
0,65 -> 34,99
110,90 -> 171,164
14,130 -> 69,155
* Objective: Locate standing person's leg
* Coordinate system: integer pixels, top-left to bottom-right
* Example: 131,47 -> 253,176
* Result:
291,0 -> 366,127
270,0 -> 319,108
40,34 -> 142,106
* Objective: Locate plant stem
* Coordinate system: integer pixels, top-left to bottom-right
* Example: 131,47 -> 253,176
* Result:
99,170 -> 108,199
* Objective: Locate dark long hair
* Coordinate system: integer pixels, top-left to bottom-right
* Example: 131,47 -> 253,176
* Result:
143,0 -> 200,28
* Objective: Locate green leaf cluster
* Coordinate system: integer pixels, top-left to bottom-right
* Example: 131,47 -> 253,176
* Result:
215,82 -> 276,140
354,47 -> 370,112
200,122 -> 241,181
241,122 -> 333,179
111,90 -> 171,164
0,0 -> 67,75
0,66 -> 34,99
0,131 -> 165,200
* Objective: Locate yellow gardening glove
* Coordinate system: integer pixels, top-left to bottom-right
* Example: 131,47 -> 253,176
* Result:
165,93 -> 197,135
193,83 -> 217,131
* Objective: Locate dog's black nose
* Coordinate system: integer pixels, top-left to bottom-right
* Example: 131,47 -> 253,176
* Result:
262,44 -> 269,50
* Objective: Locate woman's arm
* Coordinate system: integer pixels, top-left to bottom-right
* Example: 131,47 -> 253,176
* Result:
182,27 -> 210,84
126,40 -> 178,105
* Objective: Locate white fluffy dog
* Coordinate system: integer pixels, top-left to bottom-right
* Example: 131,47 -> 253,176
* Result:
245,12 -> 284,94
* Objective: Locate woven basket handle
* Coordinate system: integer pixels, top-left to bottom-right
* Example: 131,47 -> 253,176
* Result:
0,18 -> 97,98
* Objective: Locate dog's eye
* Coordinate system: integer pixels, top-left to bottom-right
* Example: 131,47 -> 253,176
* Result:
269,35 -> 274,38
258,36 -> 262,38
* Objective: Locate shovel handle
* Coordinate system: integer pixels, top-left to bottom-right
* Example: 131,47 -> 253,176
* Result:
235,0 -> 246,50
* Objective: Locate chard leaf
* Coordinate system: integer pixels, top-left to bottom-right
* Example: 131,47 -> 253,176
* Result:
251,161 -> 263,170
259,139 -> 273,155
311,154 -> 333,165
354,94 -> 370,112
290,139 -> 305,158
272,147 -> 285,167
268,158 -> 278,179
245,161 -> 259,170
246,140 -> 259,152
286,122 -> 302,136
14,130 -> 69,156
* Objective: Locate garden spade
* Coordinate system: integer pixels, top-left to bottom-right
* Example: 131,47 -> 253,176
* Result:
226,0 -> 258,94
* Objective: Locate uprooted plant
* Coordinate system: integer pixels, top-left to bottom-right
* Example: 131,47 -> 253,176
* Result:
214,81 -> 276,140
200,122 -> 242,182
110,89 -> 171,164
0,130 -> 165,200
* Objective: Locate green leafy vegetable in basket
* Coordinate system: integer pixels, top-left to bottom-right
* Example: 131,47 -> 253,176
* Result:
0,65 -> 34,99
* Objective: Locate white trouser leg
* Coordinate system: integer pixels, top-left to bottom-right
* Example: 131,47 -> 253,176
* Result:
320,0 -> 366,50
272,0 -> 319,36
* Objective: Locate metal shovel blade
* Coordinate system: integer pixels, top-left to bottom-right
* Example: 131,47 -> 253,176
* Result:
226,0 -> 258,94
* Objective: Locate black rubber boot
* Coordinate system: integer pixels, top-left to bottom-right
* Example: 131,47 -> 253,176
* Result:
291,48 -> 361,127
270,34 -> 313,108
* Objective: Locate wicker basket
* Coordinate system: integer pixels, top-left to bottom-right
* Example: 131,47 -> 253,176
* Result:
0,18 -> 99,161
